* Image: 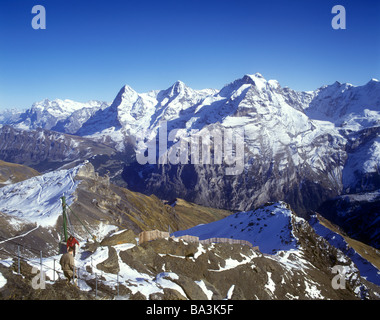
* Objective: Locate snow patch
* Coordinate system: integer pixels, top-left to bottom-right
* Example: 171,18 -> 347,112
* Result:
226,284 -> 235,300
195,280 -> 214,300
304,280 -> 323,299
265,272 -> 276,296
0,271 -> 7,289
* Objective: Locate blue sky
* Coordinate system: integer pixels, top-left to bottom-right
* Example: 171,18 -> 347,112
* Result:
0,0 -> 379,110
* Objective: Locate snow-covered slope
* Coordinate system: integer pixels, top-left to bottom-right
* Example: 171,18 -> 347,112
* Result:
173,201 -> 380,291
0,165 -> 83,227
310,214 -> 380,286
58,201 -> 378,299
3,205 -> 377,300
173,202 -> 302,254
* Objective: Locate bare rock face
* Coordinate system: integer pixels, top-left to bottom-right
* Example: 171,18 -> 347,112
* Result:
96,246 -> 120,274
76,162 -> 98,180
123,155 -> 343,218
100,229 -> 137,246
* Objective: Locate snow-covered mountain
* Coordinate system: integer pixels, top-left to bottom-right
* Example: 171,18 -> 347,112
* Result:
75,80 -> 220,150
2,74 -> 378,150
1,73 -> 379,246
0,99 -> 109,134
305,79 -> 380,131
96,73 -> 319,148
121,74 -> 347,215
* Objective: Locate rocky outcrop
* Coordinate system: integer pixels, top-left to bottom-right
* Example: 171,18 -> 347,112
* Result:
100,230 -> 137,246
96,246 -> 120,274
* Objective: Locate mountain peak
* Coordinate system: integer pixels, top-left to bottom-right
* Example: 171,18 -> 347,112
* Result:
32,98 -> 50,108
218,73 -> 267,97
367,78 -> 379,84
242,73 -> 268,90
251,72 -> 265,79
112,84 -> 139,107
121,84 -> 138,95
244,73 -> 266,81
169,80 -> 186,95
173,79 -> 185,86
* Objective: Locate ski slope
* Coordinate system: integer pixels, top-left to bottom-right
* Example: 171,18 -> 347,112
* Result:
0,165 -> 83,227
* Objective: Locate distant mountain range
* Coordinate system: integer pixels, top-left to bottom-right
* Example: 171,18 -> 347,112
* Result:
0,73 -> 379,250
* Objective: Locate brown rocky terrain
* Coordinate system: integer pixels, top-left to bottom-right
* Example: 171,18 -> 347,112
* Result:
0,160 -> 40,187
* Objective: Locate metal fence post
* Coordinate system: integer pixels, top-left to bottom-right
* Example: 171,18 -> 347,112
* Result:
73,264 -> 76,285
17,245 -> 20,274
40,251 -> 42,275
77,267 -> 80,290
117,273 -> 119,298
95,273 -> 98,298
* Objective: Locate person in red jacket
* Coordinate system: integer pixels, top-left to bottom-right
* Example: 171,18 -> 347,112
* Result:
67,235 -> 79,257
